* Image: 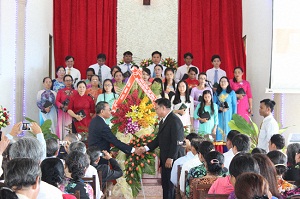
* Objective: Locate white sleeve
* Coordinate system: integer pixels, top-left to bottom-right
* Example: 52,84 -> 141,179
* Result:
36,133 -> 46,161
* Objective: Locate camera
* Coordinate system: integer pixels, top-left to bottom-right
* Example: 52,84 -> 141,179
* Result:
177,140 -> 186,146
62,99 -> 70,112
59,141 -> 68,146
99,152 -> 103,157
20,122 -> 31,131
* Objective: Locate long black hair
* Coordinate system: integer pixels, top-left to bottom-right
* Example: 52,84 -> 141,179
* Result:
102,79 -> 117,101
198,90 -> 214,115
233,66 -> 244,83
164,68 -> 176,92
152,78 -> 165,98
216,76 -> 232,95
173,80 -> 191,105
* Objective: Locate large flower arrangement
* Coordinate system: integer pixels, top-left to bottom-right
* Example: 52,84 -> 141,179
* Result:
118,59 -> 136,66
139,58 -> 153,68
161,57 -> 178,69
0,106 -> 10,129
111,90 -> 158,198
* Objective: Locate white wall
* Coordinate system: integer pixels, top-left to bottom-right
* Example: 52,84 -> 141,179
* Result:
243,0 -> 300,141
117,0 -> 178,63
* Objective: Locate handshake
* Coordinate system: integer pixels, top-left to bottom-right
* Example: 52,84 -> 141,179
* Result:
134,146 -> 147,156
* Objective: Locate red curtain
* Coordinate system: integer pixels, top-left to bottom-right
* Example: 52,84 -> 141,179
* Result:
53,0 -> 117,79
178,0 -> 246,79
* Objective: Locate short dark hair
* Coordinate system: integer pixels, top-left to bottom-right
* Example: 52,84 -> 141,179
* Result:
86,68 -> 95,74
155,98 -> 171,109
96,101 -> 109,114
56,66 -> 65,73
184,52 -> 193,59
204,151 -> 224,175
87,146 -> 101,167
46,138 -> 59,157
211,54 -> 221,62
65,55 -> 74,61
5,158 -> 41,190
199,141 -> 214,156
188,67 -> 198,74
97,53 -> 106,60
260,99 -> 276,112
123,51 -> 133,56
42,77 -> 51,83
76,80 -> 86,88
191,138 -> 203,153
287,143 -> 300,166
229,153 -> 260,178
232,134 -> 250,153
267,150 -> 287,175
41,158 -> 64,187
270,134 -> 285,150
227,130 -> 240,141
152,51 -> 162,57
251,148 -> 267,154
186,133 -> 200,142
110,66 -> 122,75
65,151 -> 89,180
63,74 -> 73,81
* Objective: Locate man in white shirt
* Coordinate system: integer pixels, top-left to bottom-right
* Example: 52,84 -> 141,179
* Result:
175,52 -> 199,83
206,54 -> 226,88
257,99 -> 279,152
170,133 -> 200,186
119,51 -> 133,75
223,130 -> 240,169
147,51 -> 167,78
179,140 -> 213,193
268,134 -> 285,152
65,55 -> 81,86
89,53 -> 112,88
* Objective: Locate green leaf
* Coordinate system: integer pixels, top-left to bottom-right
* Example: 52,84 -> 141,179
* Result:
232,114 -> 253,135
142,161 -> 156,175
228,120 -> 244,133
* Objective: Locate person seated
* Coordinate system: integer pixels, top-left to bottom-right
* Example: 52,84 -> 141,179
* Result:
41,158 -> 77,199
223,130 -> 240,169
235,172 -> 274,199
170,133 -> 200,187
186,151 -> 226,197
251,147 -> 267,154
267,150 -> 296,193
57,134 -> 79,160
1,158 -> 41,199
226,153 -> 260,199
87,146 -> 123,189
46,138 -> 59,158
269,134 -> 285,152
65,151 -> 93,199
231,134 -> 251,155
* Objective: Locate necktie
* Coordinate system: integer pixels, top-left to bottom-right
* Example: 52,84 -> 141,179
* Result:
152,67 -> 156,78
127,64 -> 131,72
67,68 -> 71,75
98,66 -> 102,88
159,119 -> 164,130
214,69 -> 218,84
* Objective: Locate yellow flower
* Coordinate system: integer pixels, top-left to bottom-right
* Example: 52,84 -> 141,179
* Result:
219,94 -> 228,102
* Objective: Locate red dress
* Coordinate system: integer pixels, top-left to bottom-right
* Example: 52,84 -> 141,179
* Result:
185,78 -> 199,89
68,93 -> 95,133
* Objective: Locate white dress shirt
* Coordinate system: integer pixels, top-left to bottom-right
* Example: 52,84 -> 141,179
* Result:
119,63 -> 132,74
37,181 -> 63,199
170,95 -> 194,126
85,165 -> 103,199
170,151 -> 195,186
257,114 -> 279,152
175,64 -> 199,83
65,67 -> 81,85
206,67 -> 226,84
89,63 -> 112,85
147,63 -> 167,78
223,148 -> 234,169
179,154 -> 201,192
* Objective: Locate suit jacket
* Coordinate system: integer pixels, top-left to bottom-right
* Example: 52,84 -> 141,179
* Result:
147,112 -> 185,165
88,115 -> 132,154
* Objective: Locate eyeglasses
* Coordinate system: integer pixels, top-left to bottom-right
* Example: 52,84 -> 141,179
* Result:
64,80 -> 72,82
104,84 -> 112,87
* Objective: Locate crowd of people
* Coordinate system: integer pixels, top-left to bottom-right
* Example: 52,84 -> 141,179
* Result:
1,50 -> 292,199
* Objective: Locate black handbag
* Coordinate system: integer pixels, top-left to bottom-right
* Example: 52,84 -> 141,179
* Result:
235,88 -> 246,95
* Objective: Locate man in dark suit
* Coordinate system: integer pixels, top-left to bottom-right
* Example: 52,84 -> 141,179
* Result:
88,101 -> 135,162
136,98 -> 185,199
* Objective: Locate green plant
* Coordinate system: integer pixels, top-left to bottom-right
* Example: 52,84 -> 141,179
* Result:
25,117 -> 58,139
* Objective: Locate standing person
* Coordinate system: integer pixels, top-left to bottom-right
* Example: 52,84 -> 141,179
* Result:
85,75 -> 102,104
56,75 -> 77,139
214,76 -> 237,141
119,51 -> 133,74
89,53 -> 112,89
170,80 -> 194,131
67,81 -> 95,134
206,55 -> 226,90
183,67 -> 199,90
52,66 -> 66,93
175,52 -> 199,83
151,78 -> 168,99
190,72 -> 212,132
257,99 -> 279,152
136,98 -> 185,199
83,68 -> 95,89
147,51 -> 167,78
37,77 -> 57,134
142,67 -> 152,87
88,101 -> 135,160
65,55 -> 81,86
110,66 -> 122,84
230,66 -> 253,121
164,68 -> 176,99
194,90 -> 218,139
113,71 -> 125,95
154,64 -> 164,80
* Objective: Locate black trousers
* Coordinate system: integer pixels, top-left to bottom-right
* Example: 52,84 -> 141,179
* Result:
161,164 -> 175,199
